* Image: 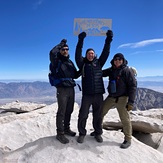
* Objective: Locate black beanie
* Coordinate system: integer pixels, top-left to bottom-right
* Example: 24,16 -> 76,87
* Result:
113,53 -> 124,60
86,48 -> 95,54
61,44 -> 69,49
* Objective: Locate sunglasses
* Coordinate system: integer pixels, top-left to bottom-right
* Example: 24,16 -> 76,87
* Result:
114,57 -> 122,61
61,48 -> 69,51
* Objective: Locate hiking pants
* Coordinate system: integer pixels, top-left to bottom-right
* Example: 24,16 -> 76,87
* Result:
56,87 -> 75,134
78,94 -> 103,136
102,96 -> 132,142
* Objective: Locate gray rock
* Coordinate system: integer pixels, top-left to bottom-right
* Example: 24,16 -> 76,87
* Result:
0,101 -> 46,113
0,102 -> 163,163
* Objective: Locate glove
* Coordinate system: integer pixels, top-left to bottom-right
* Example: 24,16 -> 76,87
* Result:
106,30 -> 113,38
60,39 -> 67,44
78,32 -> 86,40
126,103 -> 133,111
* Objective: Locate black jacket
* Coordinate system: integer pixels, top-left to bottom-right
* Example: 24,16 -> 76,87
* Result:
75,37 -> 112,95
103,59 -> 137,104
50,53 -> 79,88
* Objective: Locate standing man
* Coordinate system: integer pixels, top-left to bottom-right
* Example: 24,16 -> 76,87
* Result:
49,39 -> 79,144
102,53 -> 137,148
75,30 -> 113,143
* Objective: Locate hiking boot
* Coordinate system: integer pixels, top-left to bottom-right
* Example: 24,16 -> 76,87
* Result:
120,140 -> 131,149
90,131 -> 95,136
56,134 -> 69,144
77,135 -> 85,143
64,129 -> 76,137
94,135 -> 103,143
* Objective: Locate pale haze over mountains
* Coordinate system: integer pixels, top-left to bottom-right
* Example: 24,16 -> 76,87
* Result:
1,75 -> 163,83
0,79 -> 163,111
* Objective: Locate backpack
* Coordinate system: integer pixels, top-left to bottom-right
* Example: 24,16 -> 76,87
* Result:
129,66 -> 137,77
48,58 -> 74,87
48,44 -> 60,86
48,60 -> 61,87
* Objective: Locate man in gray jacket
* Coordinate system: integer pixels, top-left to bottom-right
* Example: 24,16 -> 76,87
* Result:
102,53 -> 137,148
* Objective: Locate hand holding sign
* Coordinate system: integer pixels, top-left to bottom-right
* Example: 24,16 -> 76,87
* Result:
78,32 -> 86,40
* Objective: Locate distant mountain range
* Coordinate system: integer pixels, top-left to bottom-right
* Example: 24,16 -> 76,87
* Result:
137,76 -> 163,81
138,81 -> 163,93
0,81 -> 163,110
0,75 -> 163,83
0,81 -> 56,105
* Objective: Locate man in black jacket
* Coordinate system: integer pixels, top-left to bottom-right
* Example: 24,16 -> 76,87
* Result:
102,53 -> 137,148
75,30 -> 113,143
49,39 -> 79,144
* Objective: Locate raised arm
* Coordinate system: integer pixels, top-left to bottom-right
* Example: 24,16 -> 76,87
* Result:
102,67 -> 112,77
50,39 -> 67,65
99,30 -> 113,67
75,32 -> 86,69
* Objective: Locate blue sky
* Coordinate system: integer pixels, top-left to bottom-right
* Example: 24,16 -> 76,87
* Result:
0,0 -> 163,80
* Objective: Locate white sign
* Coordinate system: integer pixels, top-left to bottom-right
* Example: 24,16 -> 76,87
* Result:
74,18 -> 112,36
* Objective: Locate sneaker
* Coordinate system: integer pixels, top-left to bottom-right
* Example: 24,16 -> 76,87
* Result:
90,131 -> 95,136
77,135 -> 85,143
120,140 -> 131,149
94,135 -> 103,143
64,129 -> 76,136
56,134 -> 69,144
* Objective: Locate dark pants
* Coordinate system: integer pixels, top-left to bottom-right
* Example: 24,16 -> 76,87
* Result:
56,87 -> 75,134
78,94 -> 103,136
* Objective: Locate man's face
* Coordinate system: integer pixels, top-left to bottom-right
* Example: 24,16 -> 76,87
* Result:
60,47 -> 69,57
86,50 -> 95,61
114,57 -> 123,67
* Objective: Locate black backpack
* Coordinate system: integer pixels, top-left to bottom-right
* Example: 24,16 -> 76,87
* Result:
48,44 -> 61,86
48,60 -> 62,87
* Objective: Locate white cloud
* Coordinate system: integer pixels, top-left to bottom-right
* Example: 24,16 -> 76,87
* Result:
33,0 -> 44,9
129,50 -> 163,55
118,38 -> 163,48
36,0 -> 44,5
157,49 -> 163,52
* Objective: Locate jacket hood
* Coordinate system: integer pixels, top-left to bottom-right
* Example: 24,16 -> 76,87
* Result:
110,53 -> 128,66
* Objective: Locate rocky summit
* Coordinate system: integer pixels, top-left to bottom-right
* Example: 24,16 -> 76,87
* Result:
0,101 -> 163,163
